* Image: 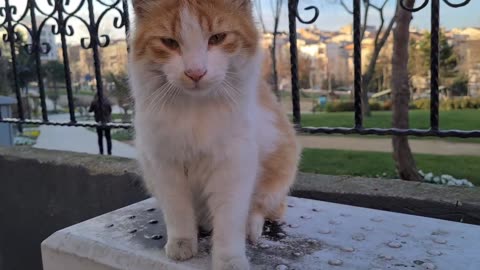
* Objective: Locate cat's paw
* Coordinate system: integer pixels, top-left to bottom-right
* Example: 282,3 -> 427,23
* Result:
213,255 -> 250,270
165,238 -> 198,261
247,213 -> 264,243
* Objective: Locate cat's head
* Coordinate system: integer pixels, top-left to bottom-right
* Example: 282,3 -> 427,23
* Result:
131,0 -> 259,96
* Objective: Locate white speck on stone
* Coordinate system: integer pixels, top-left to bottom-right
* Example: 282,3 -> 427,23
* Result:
396,232 -> 410,237
277,232 -> 286,237
378,254 -> 394,260
427,250 -> 443,256
328,259 -> 343,266
259,243 -> 270,249
403,224 -> 416,228
329,220 -> 342,225
361,226 -> 374,231
307,239 -> 317,244
424,262 -> 437,270
301,215 -> 312,220
275,265 -> 288,270
370,217 -> 383,222
288,223 -> 300,228
340,213 -> 352,217
352,233 -> 366,241
340,246 -> 355,252
387,241 -> 402,248
433,238 -> 447,244
319,228 -> 331,234
292,252 -> 302,257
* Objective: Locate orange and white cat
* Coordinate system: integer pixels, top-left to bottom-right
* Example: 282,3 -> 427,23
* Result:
130,0 -> 299,269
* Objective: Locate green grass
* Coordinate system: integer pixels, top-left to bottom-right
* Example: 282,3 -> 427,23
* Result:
111,113 -> 132,122
300,110 -> 480,143
111,129 -> 134,141
75,90 -> 95,96
300,148 -> 480,185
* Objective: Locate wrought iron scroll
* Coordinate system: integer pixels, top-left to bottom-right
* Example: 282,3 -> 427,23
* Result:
399,0 -> 472,131
288,0 -> 320,127
0,0 -> 130,128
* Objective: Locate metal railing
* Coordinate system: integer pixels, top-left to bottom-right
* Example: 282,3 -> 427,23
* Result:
0,0 -> 479,138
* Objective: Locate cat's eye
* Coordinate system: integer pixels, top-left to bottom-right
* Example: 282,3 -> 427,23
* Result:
209,33 -> 227,46
160,38 -> 180,50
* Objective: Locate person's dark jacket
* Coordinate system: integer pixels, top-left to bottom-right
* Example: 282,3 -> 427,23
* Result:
89,97 -> 112,123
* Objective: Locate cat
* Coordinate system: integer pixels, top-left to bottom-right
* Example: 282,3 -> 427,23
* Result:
129,0 -> 300,269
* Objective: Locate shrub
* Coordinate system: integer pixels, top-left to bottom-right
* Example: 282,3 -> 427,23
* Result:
413,99 -> 430,110
414,97 -> 480,111
369,101 -> 382,111
459,96 -> 472,109
382,100 -> 393,111
326,101 -> 355,112
440,99 -> 454,111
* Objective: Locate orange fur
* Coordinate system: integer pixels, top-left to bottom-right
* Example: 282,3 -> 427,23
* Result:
133,0 -> 258,62
254,83 -> 300,221
131,0 -> 299,252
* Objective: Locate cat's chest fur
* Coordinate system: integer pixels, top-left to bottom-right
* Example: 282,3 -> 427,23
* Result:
135,98 -> 257,162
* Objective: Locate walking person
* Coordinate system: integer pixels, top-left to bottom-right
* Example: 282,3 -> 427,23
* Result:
89,93 -> 113,155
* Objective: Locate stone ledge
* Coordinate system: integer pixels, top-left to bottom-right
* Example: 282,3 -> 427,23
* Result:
1,146 -> 480,225
42,197 -> 480,270
292,173 -> 480,224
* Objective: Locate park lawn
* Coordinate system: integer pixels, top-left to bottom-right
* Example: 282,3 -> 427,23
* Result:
299,148 -> 480,186
300,110 -> 480,143
111,129 -> 134,141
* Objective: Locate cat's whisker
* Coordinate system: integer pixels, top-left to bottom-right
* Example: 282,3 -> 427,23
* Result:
220,82 -> 240,108
159,84 -> 177,111
145,82 -> 171,113
155,83 -> 176,112
223,80 -> 243,99
224,75 -> 242,84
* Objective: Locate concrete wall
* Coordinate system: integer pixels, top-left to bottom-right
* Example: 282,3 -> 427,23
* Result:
0,147 -> 148,270
1,147 -> 479,270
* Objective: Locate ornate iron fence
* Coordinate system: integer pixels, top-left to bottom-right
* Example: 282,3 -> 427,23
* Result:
0,0 -> 479,138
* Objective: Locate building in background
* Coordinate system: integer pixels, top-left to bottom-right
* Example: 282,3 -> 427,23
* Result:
36,25 -> 58,62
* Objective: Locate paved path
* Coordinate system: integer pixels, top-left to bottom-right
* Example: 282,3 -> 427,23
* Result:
299,135 -> 480,156
33,114 -> 479,158
34,114 -> 136,158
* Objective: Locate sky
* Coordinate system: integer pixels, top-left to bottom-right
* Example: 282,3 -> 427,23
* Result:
264,0 -> 480,32
3,0 -> 480,43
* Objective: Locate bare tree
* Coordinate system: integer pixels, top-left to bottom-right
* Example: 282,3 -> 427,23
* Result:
391,0 -> 422,181
253,0 -> 267,33
254,0 -> 284,101
340,0 -> 397,117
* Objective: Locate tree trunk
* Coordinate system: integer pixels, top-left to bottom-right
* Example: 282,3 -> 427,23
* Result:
53,81 -> 58,113
391,0 -> 422,181
271,44 -> 280,101
361,75 -> 372,116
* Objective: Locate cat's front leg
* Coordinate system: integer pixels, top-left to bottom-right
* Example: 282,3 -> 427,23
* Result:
207,144 -> 258,270
142,160 -> 198,261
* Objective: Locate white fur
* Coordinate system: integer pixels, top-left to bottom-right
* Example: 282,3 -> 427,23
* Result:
130,7 -> 278,270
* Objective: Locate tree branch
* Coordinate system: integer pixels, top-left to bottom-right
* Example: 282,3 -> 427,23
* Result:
340,0 -> 353,14
254,0 -> 267,33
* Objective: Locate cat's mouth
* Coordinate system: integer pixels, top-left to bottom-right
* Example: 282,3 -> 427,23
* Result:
181,82 -> 213,96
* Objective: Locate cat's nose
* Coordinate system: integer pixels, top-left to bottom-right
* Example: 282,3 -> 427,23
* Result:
184,68 -> 207,82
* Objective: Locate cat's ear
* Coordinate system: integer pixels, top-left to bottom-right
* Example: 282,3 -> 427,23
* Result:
132,0 -> 155,17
